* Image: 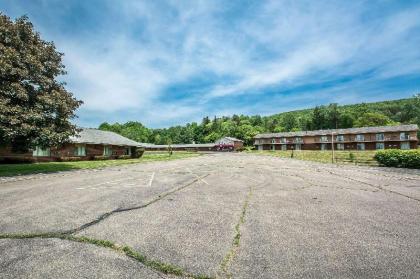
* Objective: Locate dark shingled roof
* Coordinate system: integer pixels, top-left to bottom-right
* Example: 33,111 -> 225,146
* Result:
254,124 -> 419,139
70,128 -> 142,146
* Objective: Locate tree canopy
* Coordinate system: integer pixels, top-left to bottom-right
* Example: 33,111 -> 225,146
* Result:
99,96 -> 420,146
0,14 -> 82,151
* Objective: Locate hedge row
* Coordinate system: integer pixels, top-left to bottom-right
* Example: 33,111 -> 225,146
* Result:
374,149 -> 420,169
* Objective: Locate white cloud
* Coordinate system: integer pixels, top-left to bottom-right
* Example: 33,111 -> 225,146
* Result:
7,0 -> 418,126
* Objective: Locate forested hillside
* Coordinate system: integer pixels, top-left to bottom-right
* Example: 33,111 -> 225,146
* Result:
99,95 -> 420,146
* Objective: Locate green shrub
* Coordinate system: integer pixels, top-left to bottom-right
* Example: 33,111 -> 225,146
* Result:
133,148 -> 145,158
374,149 -> 420,169
348,152 -> 355,162
244,146 -> 254,152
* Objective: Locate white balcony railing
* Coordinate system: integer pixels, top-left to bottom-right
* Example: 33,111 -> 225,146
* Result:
400,135 -> 410,140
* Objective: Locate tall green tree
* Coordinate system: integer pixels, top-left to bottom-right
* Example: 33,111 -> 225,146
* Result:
354,112 -> 397,127
327,103 -> 340,129
339,113 -> 354,128
281,113 -> 297,131
98,96 -> 419,146
311,106 -> 327,130
0,14 -> 82,151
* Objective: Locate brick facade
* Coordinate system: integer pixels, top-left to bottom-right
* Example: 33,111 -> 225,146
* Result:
254,125 -> 419,151
0,143 -> 136,162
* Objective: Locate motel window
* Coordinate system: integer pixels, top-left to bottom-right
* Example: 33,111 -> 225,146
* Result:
376,133 -> 384,141
321,143 -> 327,150
357,143 -> 365,150
281,145 -> 287,151
337,143 -> 344,150
280,138 -> 286,143
271,139 -> 275,144
356,134 -> 365,141
32,146 -> 51,157
74,145 -> 86,156
103,146 -> 112,156
271,145 -> 275,151
125,147 -> 132,156
336,135 -> 344,142
400,132 -> 409,140
400,142 -> 410,150
295,137 -> 303,143
376,143 -> 385,150
320,136 -> 328,142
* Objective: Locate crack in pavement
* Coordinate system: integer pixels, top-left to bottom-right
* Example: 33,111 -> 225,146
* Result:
288,173 -> 379,192
326,170 -> 420,202
217,170 -> 269,279
0,233 -> 212,279
0,173 -> 213,279
217,186 -> 253,279
65,173 -> 210,235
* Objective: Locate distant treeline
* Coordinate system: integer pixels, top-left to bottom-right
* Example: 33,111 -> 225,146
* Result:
99,95 -> 420,146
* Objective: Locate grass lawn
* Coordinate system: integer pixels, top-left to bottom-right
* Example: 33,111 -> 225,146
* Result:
0,151 -> 200,177
248,150 -> 378,165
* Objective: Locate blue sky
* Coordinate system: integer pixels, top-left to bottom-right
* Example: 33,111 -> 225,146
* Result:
1,0 -> 420,128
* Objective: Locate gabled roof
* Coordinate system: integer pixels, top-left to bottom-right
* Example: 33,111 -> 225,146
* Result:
172,143 -> 216,148
70,128 -> 142,146
254,124 -> 419,139
144,143 -> 216,148
222,137 -> 244,142
216,137 -> 243,142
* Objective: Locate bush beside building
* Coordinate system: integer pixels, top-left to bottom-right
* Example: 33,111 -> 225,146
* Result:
374,149 -> 420,169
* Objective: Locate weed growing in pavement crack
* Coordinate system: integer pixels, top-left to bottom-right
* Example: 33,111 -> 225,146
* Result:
66,174 -> 210,235
0,233 -> 213,279
0,232 -> 63,240
219,187 -> 253,279
0,174 -> 215,279
122,246 -> 185,276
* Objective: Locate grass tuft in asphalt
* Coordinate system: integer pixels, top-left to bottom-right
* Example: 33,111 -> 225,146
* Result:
0,232 -> 213,279
0,232 -> 63,239
123,246 -> 184,276
64,236 -> 116,249
219,187 -> 253,278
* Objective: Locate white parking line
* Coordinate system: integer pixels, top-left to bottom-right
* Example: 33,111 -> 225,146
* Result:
187,168 -> 209,185
148,172 -> 155,187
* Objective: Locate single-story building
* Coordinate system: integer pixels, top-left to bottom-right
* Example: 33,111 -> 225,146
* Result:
143,136 -> 244,152
144,143 -> 217,152
254,124 -> 419,151
0,128 -> 143,162
215,137 -> 244,150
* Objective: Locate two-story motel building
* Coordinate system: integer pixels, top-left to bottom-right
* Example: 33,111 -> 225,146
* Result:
254,124 -> 419,151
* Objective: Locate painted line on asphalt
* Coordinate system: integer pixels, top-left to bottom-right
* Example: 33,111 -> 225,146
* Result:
148,172 -> 155,187
187,168 -> 209,185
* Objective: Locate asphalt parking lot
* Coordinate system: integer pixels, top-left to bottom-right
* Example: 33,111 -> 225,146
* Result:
1,153 -> 420,278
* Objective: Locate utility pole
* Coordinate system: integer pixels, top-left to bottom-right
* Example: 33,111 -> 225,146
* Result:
331,131 -> 335,163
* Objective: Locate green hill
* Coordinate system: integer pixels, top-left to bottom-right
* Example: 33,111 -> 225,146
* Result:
99,95 -> 420,146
